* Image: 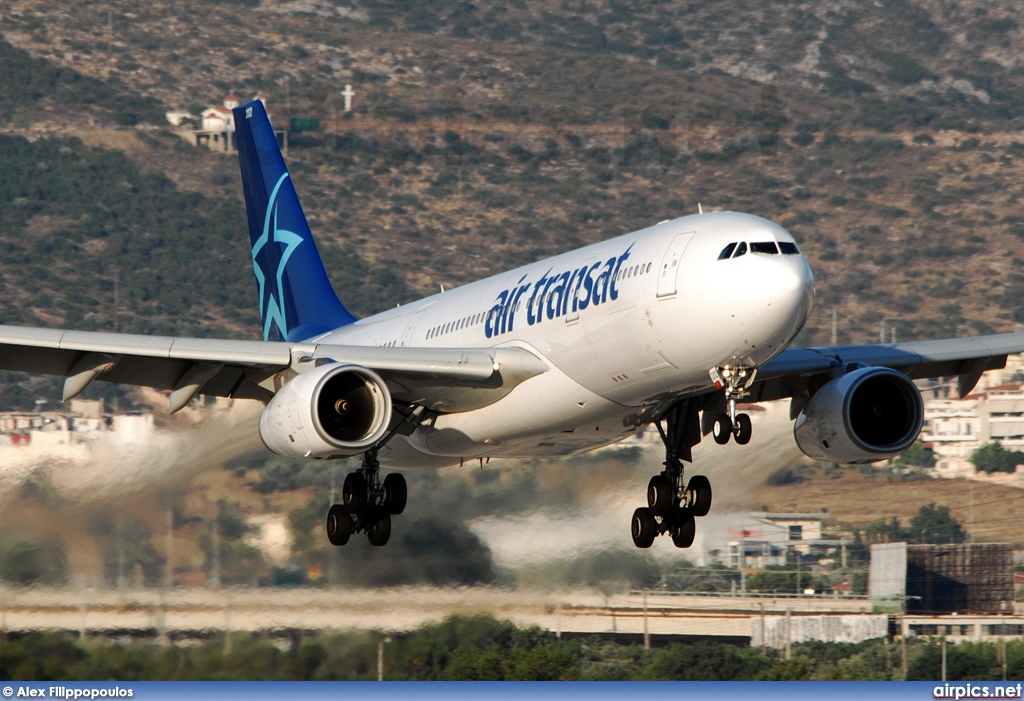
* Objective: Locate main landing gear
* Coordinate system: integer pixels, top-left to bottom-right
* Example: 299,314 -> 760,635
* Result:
325,446 -> 407,547
710,365 -> 756,446
632,400 -> 713,549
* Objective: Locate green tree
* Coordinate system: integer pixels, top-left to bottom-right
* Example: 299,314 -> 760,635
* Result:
755,656 -> 814,680
896,440 -> 937,468
665,561 -> 741,592
970,442 -> 1024,474
906,503 -> 966,544
640,643 -> 771,680
0,536 -> 65,586
864,504 -> 966,545
864,516 -> 906,544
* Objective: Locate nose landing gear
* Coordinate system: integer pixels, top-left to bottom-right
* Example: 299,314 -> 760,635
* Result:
631,399 -> 714,549
326,446 -> 407,547
710,365 -> 756,445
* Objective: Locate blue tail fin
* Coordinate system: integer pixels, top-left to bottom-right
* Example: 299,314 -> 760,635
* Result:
234,99 -> 357,342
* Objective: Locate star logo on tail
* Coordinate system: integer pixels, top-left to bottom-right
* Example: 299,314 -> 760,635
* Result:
252,173 -> 304,341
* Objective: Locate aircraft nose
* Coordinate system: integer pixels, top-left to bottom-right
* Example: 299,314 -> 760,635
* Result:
776,255 -> 814,299
759,255 -> 815,331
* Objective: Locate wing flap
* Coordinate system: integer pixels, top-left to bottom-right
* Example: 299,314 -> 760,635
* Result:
754,332 -> 1024,402
0,324 -> 548,412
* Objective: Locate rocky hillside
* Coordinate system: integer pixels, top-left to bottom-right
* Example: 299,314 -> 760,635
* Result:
1,0 -> 1023,358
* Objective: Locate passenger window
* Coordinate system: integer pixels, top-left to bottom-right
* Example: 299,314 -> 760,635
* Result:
750,242 -> 779,254
778,241 -> 800,255
732,242 -> 747,258
718,243 -> 737,260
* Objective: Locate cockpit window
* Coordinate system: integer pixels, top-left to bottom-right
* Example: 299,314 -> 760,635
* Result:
778,241 -> 800,255
750,241 -> 779,254
732,242 -> 747,258
718,242 -> 737,260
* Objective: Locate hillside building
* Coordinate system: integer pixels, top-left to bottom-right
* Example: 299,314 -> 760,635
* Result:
171,93 -> 284,154
704,512 -> 844,570
921,353 -> 1024,482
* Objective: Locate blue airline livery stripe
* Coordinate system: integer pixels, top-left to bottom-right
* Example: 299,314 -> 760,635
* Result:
486,244 -> 634,338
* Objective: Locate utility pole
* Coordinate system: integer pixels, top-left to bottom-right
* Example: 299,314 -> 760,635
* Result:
1001,636 -> 1007,681
740,537 -> 746,594
969,480 -> 975,543
209,519 -> 221,588
111,267 -> 119,333
642,589 -> 650,650
901,625 -> 907,678
760,602 -> 766,656
165,506 -> 173,590
785,607 -> 792,660
941,634 -> 947,681
116,521 -> 126,590
831,306 -> 838,345
377,637 -> 391,681
795,547 -> 801,595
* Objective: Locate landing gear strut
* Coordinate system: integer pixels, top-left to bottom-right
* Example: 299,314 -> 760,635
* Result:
326,446 -> 407,547
632,399 -> 713,549
710,365 -> 756,446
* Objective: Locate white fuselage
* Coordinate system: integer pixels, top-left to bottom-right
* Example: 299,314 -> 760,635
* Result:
316,212 -> 814,468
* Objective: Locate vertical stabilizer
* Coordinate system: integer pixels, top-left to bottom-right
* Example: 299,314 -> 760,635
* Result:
234,100 -> 357,342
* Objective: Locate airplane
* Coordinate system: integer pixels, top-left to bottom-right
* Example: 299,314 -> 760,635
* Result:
2,99 -> 1022,549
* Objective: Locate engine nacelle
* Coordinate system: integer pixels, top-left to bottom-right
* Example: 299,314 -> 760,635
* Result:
793,366 -> 923,464
259,363 -> 393,459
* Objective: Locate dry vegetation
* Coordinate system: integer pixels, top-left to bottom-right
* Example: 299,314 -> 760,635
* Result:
753,466 -> 1024,546
1,0 -> 1024,343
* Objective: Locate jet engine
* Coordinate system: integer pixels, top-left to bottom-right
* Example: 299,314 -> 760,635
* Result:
793,366 -> 923,464
259,363 -> 393,459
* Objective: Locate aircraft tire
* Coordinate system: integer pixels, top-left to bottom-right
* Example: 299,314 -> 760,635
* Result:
687,475 -> 713,517
383,473 -> 408,515
631,507 -> 658,549
647,475 -> 673,517
343,472 -> 368,514
367,513 -> 392,547
671,509 -> 696,548
734,413 -> 752,445
713,414 -> 732,445
326,504 -> 352,546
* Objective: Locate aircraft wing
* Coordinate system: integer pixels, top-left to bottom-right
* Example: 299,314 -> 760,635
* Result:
749,332 -> 1024,403
0,325 -> 547,413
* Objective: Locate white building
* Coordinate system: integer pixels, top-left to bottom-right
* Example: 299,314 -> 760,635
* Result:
174,93 -> 284,154
201,105 -> 234,133
704,512 -> 837,569
921,354 -> 1024,479
164,110 -> 195,127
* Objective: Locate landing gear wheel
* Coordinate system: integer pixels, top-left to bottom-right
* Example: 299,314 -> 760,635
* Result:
687,475 -> 713,517
647,475 -> 673,517
671,509 -> 696,548
366,513 -> 392,546
326,504 -> 352,546
343,472 -> 368,514
733,413 -> 752,445
382,473 -> 407,515
631,507 -> 658,549
712,413 -> 732,445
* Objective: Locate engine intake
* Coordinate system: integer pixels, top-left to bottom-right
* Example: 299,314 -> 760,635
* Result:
259,363 -> 392,459
793,366 -> 923,464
